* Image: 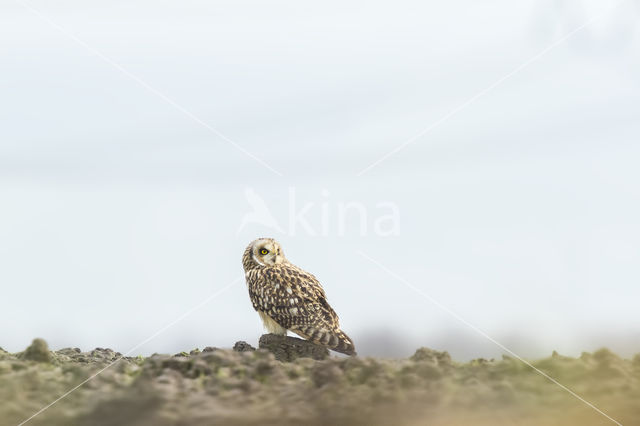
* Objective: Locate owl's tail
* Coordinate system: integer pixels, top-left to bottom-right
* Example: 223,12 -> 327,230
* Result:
292,326 -> 357,356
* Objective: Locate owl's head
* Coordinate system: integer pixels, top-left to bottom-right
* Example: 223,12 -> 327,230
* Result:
243,238 -> 287,269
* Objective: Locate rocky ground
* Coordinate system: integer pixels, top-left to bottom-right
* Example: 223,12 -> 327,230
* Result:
1,337 -> 639,426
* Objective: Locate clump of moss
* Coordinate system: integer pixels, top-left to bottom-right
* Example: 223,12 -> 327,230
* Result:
19,338 -> 52,363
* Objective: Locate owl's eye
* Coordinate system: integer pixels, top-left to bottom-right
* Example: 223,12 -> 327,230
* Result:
260,248 -> 269,255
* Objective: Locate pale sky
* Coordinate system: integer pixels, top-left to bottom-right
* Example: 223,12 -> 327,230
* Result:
1,0 -> 639,360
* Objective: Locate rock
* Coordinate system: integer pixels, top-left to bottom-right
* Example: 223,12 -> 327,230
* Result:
311,361 -> 344,387
202,346 -> 218,353
90,348 -> 118,362
593,348 -> 618,364
410,347 -> 451,367
57,348 -> 81,356
161,357 -> 192,374
233,341 -> 256,352
580,351 -> 592,361
20,338 -> 52,363
258,334 -> 328,362
200,349 -> 239,367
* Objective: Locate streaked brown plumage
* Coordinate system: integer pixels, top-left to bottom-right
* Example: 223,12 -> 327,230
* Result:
242,238 -> 356,355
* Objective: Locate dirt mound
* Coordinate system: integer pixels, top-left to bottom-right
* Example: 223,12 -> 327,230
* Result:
2,337 -> 639,425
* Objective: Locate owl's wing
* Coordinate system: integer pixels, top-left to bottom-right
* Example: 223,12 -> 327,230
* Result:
247,264 -> 356,355
247,264 -> 339,330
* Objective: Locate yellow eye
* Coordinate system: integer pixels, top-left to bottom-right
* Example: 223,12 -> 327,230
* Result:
260,248 -> 269,255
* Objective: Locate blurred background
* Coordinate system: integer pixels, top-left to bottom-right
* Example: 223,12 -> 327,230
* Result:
1,0 -> 639,360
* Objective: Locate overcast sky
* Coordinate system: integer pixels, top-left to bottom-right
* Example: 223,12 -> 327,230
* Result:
1,0 -> 639,360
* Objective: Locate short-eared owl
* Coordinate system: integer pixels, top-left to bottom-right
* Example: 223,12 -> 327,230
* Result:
242,238 -> 356,355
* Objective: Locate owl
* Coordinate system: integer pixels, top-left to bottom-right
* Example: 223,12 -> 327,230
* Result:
242,238 -> 356,355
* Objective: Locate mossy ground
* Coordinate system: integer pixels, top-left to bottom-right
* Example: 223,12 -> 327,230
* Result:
1,339 -> 639,426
